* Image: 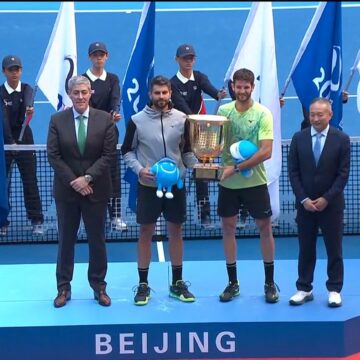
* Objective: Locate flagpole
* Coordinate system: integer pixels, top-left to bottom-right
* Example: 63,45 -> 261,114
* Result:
343,49 -> 360,91
280,2 -> 326,97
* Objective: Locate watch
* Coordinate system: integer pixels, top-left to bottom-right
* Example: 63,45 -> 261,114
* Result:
84,174 -> 93,183
234,164 -> 240,173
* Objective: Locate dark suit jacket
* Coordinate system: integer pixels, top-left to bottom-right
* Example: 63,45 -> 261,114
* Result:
47,107 -> 116,202
288,126 -> 350,210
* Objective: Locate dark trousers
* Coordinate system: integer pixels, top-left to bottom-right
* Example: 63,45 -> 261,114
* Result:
195,178 -> 210,219
108,127 -> 121,219
296,206 -> 344,293
55,198 -> 108,292
5,150 -> 43,225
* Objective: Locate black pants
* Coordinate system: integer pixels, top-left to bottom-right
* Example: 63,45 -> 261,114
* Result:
108,127 -> 121,219
195,177 -> 210,219
5,149 -> 43,225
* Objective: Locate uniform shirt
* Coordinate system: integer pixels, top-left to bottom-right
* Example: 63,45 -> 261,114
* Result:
218,100 -> 273,189
170,70 -> 219,114
0,81 -> 33,144
83,70 -> 120,113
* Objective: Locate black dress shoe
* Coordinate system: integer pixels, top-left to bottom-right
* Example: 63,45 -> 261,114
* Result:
94,290 -> 111,307
54,290 -> 71,308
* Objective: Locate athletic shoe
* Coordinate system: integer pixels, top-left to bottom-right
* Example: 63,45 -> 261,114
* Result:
169,280 -> 195,302
219,281 -> 240,302
264,282 -> 280,303
133,283 -> 151,306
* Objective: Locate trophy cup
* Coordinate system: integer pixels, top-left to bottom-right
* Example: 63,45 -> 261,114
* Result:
188,114 -> 229,181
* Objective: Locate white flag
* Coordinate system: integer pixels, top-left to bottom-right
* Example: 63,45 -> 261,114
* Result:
36,2 -> 77,111
224,2 -> 281,219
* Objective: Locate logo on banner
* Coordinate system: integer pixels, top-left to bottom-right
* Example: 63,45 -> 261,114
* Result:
312,46 -> 342,99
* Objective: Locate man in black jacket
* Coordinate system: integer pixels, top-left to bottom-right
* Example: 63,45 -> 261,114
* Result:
170,44 -> 226,229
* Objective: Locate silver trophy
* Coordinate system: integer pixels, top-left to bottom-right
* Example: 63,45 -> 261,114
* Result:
188,114 -> 229,181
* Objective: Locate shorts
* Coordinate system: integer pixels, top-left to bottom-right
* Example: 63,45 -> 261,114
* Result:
136,182 -> 187,224
217,184 -> 272,219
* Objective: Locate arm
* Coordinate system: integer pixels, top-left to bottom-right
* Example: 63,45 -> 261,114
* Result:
322,134 -> 351,203
197,71 -> 226,100
121,119 -> 143,175
181,118 -> 198,168
46,116 -> 78,187
288,133 -> 308,202
221,139 -> 273,181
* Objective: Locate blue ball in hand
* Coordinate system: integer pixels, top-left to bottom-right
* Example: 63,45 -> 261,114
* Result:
230,140 -> 258,177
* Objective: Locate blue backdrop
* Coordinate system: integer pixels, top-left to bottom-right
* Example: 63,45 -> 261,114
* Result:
0,1 -> 359,143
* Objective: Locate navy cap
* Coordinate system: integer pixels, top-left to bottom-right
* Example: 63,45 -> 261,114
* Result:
176,44 -> 196,57
2,55 -> 22,69
88,42 -> 108,55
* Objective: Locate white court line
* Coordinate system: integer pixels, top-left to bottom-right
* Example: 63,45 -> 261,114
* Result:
1,4 -> 360,14
156,240 -> 165,263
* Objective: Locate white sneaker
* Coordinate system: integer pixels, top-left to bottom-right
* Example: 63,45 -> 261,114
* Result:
328,291 -> 342,307
0,226 -> 8,236
289,290 -> 314,305
32,224 -> 44,236
111,217 -> 127,231
237,216 -> 247,229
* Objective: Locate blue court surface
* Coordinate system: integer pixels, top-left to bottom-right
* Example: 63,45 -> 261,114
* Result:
1,235 -> 360,359
0,2 -> 359,143
1,259 -> 360,359
1,2 -> 360,359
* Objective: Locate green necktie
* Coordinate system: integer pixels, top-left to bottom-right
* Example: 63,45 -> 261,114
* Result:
77,115 -> 86,155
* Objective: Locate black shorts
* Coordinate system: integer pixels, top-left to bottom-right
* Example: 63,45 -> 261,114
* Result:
136,182 -> 186,224
217,184 -> 272,219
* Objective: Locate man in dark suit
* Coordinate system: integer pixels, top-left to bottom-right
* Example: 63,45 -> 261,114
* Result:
47,75 -> 116,308
288,97 -> 350,307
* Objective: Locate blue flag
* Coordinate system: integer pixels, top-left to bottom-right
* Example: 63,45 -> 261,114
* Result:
290,2 -> 343,129
122,1 -> 155,212
0,102 -> 9,226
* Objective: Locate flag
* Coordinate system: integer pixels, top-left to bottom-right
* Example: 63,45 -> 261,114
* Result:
0,102 -> 9,226
287,2 -> 343,128
36,2 -> 77,111
357,53 -> 360,113
122,1 -> 155,212
224,2 -> 281,220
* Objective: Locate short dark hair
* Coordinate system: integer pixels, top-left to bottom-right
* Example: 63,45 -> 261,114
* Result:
232,68 -> 255,85
150,75 -> 171,91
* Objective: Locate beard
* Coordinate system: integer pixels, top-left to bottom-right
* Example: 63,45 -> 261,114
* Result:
152,98 -> 170,111
235,92 -> 251,103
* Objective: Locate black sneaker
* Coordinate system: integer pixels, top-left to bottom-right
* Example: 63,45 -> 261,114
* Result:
264,282 -> 280,303
133,283 -> 151,306
219,281 -> 240,302
169,280 -> 195,302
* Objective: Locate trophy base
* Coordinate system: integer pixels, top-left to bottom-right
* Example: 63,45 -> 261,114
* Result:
193,164 -> 221,181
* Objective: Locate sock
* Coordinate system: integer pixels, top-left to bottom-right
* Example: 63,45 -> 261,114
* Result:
138,267 -> 149,284
264,261 -> 274,284
172,265 -> 182,285
226,262 -> 238,284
